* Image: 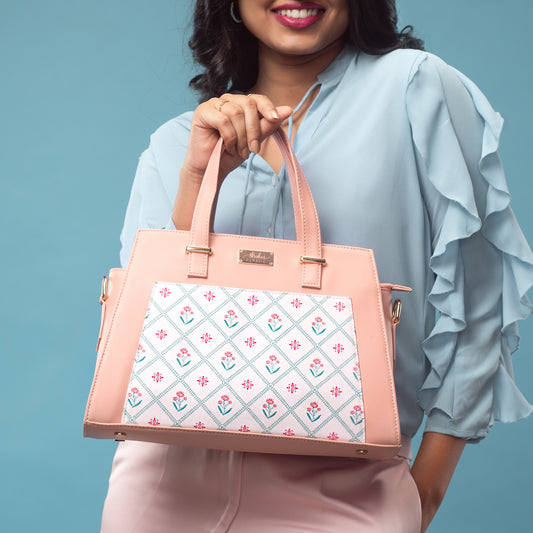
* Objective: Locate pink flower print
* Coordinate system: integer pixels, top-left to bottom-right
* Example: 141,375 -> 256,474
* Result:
311,316 -> 326,335
135,343 -> 146,363
193,421 -> 205,429
289,339 -> 301,351
309,357 -> 324,378
179,306 -> 194,325
350,405 -> 364,426
155,329 -> 167,340
332,343 -> 344,355
244,337 -> 256,348
283,428 -> 295,436
286,382 -> 299,394
200,332 -> 212,344
247,294 -> 259,306
242,379 -> 254,391
291,298 -> 302,309
334,301 -> 346,312
223,309 -> 239,328
159,287 -> 171,298
268,313 -> 283,332
197,375 -> 209,387
330,385 -> 342,398
152,372 -> 164,383
239,425 -> 251,432
176,347 -> 192,367
204,290 -> 216,302
148,418 -> 160,426
265,354 -> 280,374
217,394 -> 232,415
262,398 -> 278,419
127,387 -> 142,408
353,362 -> 361,381
327,432 -> 339,441
306,401 -> 321,422
221,351 -> 236,371
172,390 -> 188,412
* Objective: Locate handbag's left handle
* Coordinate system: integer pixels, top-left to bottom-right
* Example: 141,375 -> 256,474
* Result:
186,128 -> 324,288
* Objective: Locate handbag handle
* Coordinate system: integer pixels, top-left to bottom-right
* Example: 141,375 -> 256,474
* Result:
186,128 -> 324,289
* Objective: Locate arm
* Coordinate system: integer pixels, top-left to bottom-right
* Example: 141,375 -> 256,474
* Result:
410,432 -> 466,532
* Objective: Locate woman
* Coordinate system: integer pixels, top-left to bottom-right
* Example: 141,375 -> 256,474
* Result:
102,1 -> 533,531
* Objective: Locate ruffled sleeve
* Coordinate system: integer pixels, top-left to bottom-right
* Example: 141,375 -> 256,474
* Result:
407,52 -> 533,441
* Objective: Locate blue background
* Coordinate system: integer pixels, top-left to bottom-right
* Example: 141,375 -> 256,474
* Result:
1,1 -> 531,531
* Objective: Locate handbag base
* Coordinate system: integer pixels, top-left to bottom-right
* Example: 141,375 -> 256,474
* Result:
84,421 -> 401,459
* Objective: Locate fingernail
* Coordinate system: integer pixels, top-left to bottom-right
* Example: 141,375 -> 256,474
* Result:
270,110 -> 279,120
250,140 -> 260,153
241,148 -> 250,159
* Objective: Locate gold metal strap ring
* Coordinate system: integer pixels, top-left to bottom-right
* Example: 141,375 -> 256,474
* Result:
100,275 -> 108,303
392,299 -> 402,324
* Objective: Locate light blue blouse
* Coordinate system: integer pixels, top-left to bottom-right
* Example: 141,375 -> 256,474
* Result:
119,46 -> 533,442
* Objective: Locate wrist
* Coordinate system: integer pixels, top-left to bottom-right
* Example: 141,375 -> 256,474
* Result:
180,161 -> 207,188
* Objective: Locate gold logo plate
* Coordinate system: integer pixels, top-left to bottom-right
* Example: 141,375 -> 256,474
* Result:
239,249 -> 274,266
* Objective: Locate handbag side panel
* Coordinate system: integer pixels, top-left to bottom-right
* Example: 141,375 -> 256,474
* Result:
84,229 -> 401,456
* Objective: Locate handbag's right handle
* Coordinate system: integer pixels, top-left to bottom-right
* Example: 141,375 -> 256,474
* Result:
186,128 -> 325,289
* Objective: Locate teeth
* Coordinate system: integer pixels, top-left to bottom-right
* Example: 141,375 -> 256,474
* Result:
277,8 -> 319,18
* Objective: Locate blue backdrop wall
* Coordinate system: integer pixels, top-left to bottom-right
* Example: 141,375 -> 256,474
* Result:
1,1 -> 531,531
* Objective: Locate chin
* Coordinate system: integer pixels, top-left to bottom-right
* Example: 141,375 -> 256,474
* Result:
271,37 -> 341,57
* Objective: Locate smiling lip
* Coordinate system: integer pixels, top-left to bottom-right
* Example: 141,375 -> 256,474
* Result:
272,3 -> 325,29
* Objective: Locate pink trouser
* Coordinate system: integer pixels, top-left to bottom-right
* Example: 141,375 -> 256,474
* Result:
101,437 -> 421,532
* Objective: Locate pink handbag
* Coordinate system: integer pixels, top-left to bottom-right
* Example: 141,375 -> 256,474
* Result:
84,129 -> 410,459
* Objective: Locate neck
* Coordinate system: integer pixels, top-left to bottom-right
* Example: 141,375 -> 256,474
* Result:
250,39 -> 344,108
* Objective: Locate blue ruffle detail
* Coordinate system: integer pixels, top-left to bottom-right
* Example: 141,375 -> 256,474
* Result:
408,54 -> 533,439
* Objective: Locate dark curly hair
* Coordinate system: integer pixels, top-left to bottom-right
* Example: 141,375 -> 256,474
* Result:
189,1 -> 424,101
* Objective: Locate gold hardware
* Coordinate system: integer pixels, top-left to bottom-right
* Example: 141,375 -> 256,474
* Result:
100,276 -> 108,303
114,432 -> 126,441
356,449 -> 368,456
299,256 -> 327,265
239,249 -> 274,266
392,299 -> 402,324
185,245 -> 212,254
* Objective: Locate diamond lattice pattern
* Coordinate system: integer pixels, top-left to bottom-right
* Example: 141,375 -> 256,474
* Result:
122,282 -> 365,443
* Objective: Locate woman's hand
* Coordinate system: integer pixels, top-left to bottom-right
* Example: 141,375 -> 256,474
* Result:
410,432 -> 466,532
173,94 -> 293,230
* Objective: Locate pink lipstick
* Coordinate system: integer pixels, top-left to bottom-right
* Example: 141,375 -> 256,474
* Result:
272,3 -> 325,29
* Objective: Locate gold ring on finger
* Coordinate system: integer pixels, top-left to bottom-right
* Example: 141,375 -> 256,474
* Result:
218,99 -> 230,112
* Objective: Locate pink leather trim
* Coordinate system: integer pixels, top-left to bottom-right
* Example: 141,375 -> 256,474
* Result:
380,287 -> 394,367
84,422 -> 401,460
94,269 -> 125,364
84,229 -> 405,457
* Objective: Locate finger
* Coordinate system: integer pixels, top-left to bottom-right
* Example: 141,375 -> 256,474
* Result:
258,105 -> 294,140
248,93 -> 283,122
219,101 -> 250,159
206,101 -> 239,156
240,96 -> 262,153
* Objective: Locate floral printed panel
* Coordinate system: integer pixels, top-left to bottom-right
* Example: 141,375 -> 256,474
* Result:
122,282 -> 365,443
